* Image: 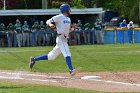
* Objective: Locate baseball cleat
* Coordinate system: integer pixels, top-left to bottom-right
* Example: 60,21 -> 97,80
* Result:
29,56 -> 36,71
70,69 -> 78,76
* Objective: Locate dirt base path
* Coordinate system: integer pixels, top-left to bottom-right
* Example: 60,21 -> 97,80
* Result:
0,70 -> 140,92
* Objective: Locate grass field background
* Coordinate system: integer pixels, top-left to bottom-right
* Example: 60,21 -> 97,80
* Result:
0,82 -> 101,93
0,44 -> 140,72
0,44 -> 140,93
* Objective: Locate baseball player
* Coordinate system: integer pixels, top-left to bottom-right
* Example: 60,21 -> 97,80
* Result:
38,21 -> 46,46
94,19 -> 104,44
7,23 -> 14,47
22,21 -> 30,46
29,4 -> 78,76
14,19 -> 22,47
31,21 -> 40,46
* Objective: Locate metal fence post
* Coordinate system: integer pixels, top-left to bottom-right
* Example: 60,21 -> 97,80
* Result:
114,27 -> 117,45
132,29 -> 135,44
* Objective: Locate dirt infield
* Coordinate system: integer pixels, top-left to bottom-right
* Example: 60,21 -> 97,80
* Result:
0,70 -> 140,92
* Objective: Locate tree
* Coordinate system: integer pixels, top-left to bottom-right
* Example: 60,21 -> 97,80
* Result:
0,0 -> 139,23
93,0 -> 140,23
72,0 -> 85,8
110,0 -> 139,23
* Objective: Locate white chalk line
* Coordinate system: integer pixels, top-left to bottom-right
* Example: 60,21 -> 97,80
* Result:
1,71 -> 140,87
0,50 -> 46,53
0,71 -> 69,79
0,76 -> 57,83
0,71 -> 69,83
87,78 -> 140,87
1,49 -> 140,54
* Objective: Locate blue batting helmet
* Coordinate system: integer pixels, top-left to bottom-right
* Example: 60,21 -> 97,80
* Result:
60,4 -> 70,13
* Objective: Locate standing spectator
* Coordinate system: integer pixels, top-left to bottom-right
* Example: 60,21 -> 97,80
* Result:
83,22 -> 91,44
31,21 -> 40,46
75,20 -> 82,45
14,19 -> 22,47
94,18 -> 104,44
118,19 -> 127,44
127,21 -> 134,43
0,23 -> 6,47
45,25 -> 53,45
22,21 -> 30,46
38,21 -> 46,46
7,23 -> 14,47
0,23 -> 5,31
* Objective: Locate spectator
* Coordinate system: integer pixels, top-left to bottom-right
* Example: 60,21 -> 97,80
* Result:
22,21 -> 30,46
0,23 -> 6,31
127,21 -> 134,43
83,22 -> 91,44
45,25 -> 53,45
0,23 -> 6,47
38,21 -> 46,46
14,19 -> 22,47
7,23 -> 14,47
118,19 -> 127,44
75,20 -> 82,45
31,21 -> 40,46
94,18 -> 104,44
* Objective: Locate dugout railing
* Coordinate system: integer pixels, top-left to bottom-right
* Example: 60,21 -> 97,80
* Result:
1,28 -> 140,47
103,28 -> 140,44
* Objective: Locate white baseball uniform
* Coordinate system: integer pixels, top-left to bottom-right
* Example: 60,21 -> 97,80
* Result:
47,14 -> 71,60
30,4 -> 76,75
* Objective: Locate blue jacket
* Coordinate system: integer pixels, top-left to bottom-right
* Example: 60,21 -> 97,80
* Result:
119,22 -> 127,28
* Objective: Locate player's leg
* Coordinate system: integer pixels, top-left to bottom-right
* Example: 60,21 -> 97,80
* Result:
35,33 -> 38,46
27,33 -> 30,46
58,42 -> 76,75
77,33 -> 81,44
34,45 -> 61,61
87,32 -> 90,44
42,34 -> 46,46
19,33 -> 23,47
96,31 -> 100,44
29,45 -> 61,70
22,33 -> 26,46
16,34 -> 21,47
84,32 -> 87,44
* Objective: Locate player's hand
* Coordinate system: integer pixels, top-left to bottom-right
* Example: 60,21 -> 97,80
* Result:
72,23 -> 77,29
49,24 -> 56,29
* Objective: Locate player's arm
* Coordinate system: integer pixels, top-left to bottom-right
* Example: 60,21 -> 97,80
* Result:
69,23 -> 77,33
46,19 -> 56,29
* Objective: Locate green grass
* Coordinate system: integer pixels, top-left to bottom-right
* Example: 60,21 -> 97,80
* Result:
0,82 -> 102,93
0,82 -> 136,93
0,44 -> 140,72
0,44 -> 140,93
